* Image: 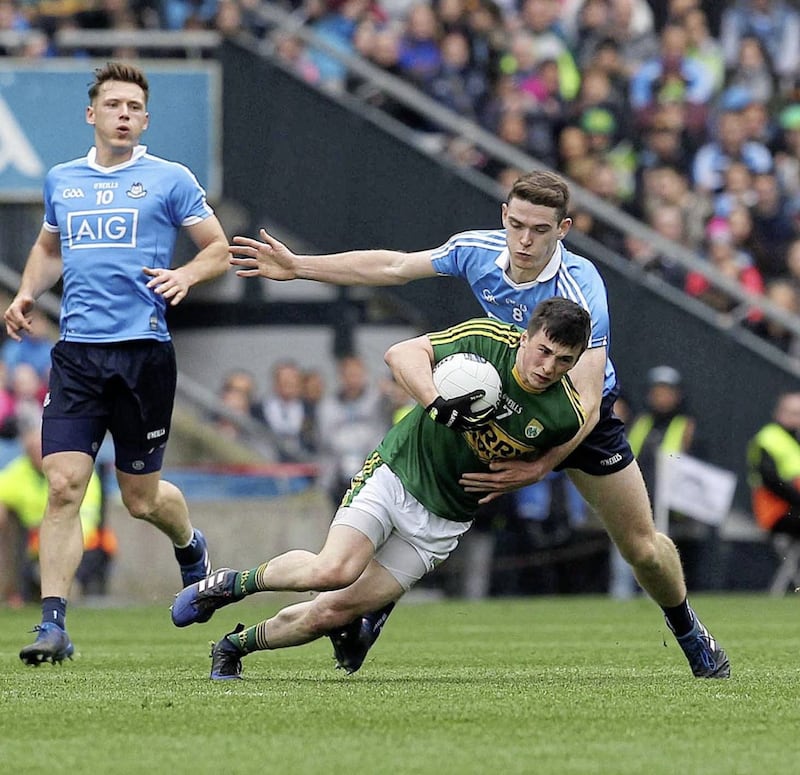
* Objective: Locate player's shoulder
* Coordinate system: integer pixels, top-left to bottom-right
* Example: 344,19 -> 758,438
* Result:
444,316 -> 521,341
47,155 -> 90,177
443,228 -> 506,251
139,151 -> 197,178
559,246 -> 603,278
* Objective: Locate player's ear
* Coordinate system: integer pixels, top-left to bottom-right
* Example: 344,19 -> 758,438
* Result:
558,217 -> 573,239
86,106 -> 95,126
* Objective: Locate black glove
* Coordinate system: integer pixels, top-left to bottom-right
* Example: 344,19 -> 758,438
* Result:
426,392 -> 496,432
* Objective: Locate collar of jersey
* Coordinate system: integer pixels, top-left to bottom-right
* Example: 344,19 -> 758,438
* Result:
87,144 -> 147,172
495,241 -> 562,286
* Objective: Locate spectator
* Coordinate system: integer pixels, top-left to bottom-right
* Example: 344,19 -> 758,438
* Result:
773,103 -> 800,200
596,0 -> 658,80
691,103 -> 773,195
212,369 -> 260,445
684,215 -> 765,319
682,6 -> 725,95
0,360 -> 13,432
719,0 -> 800,94
425,28 -> 489,120
626,365 -> 716,591
638,163 -> 710,249
713,160 -> 757,218
635,106 -> 695,178
0,307 -> 53,382
724,34 -> 776,106
785,237 -> 800,290
750,172 -> 797,280
397,1 -> 443,87
629,22 -> 716,136
556,123 -> 591,179
517,0 -> 581,102
747,391 -> 800,538
579,106 -> 636,202
635,203 -> 690,288
567,0 -> 614,69
316,353 -> 388,506
257,360 -> 311,462
300,368 -> 326,455
10,362 -> 45,419
0,409 -> 111,605
745,278 -> 800,356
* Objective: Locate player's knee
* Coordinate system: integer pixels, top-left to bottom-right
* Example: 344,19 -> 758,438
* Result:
310,559 -> 361,591
306,603 -> 354,635
46,469 -> 89,510
617,534 -> 660,570
120,491 -> 157,521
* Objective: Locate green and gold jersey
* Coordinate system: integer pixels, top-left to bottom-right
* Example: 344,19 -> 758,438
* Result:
374,318 -> 585,522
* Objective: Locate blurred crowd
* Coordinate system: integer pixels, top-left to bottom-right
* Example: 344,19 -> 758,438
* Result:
4,1 -> 800,354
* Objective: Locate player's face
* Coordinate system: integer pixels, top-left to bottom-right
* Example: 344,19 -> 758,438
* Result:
87,80 -> 149,164
514,328 -> 583,393
501,198 -> 571,283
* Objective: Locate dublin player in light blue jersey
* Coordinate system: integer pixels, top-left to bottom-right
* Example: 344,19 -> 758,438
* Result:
5,62 -> 229,666
227,170 -> 729,679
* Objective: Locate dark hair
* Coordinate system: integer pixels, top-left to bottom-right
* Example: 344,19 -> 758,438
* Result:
526,297 -> 591,353
507,170 -> 571,223
88,62 -> 149,104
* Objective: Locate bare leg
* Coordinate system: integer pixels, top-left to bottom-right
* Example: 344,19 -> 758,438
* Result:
568,463 -> 686,607
263,560 -> 403,649
40,452 -> 95,598
116,472 -> 192,545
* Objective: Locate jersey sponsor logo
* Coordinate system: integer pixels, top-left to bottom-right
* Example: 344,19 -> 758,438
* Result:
66,208 -> 138,249
93,181 -> 119,189
464,423 -> 537,463
524,419 -> 544,439
62,187 -> 85,199
600,453 -> 623,467
146,428 -> 166,440
127,182 -> 147,199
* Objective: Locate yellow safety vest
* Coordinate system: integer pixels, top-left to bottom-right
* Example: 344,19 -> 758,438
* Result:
747,423 -> 800,529
627,414 -> 690,458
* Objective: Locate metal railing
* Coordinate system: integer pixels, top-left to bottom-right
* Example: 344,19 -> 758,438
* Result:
240,1 -> 800,348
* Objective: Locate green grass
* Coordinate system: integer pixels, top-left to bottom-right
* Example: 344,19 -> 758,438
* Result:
1,594 -> 798,775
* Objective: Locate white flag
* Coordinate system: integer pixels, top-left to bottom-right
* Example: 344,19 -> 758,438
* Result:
654,452 -> 738,531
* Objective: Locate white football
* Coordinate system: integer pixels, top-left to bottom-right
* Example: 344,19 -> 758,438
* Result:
432,352 -> 503,415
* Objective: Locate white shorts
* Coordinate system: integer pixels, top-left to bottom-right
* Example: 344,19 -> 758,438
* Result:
331,463 -> 472,591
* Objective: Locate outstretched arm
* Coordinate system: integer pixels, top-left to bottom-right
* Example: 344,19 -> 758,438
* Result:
229,228 -> 438,286
4,227 -> 63,341
460,346 -> 607,503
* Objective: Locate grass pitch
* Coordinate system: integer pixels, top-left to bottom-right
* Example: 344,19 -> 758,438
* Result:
1,593 -> 798,775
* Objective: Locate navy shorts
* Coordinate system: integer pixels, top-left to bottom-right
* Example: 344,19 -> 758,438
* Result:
555,386 -> 634,476
42,340 -> 177,474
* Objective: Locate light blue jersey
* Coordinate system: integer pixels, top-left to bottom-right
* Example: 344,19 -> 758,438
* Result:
42,145 -> 214,343
430,228 -> 617,397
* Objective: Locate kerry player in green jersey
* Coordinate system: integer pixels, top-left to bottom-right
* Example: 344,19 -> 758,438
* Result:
171,298 -> 591,678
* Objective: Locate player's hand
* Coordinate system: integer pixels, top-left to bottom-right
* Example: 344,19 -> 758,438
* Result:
3,296 -> 35,342
426,392 -> 495,432
229,229 -> 298,281
143,267 -> 190,306
460,458 -> 550,504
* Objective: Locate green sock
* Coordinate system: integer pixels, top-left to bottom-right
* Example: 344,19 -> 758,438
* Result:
226,621 -> 269,654
235,563 -> 268,597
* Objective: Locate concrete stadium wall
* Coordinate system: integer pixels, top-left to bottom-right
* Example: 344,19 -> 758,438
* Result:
106,488 -> 333,603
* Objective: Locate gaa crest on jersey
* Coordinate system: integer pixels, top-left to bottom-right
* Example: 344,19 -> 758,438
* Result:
524,418 -> 544,439
126,182 -> 147,199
